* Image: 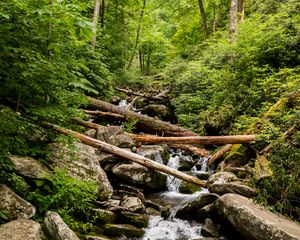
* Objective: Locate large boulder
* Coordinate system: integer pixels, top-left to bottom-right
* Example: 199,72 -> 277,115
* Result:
140,104 -> 173,122
48,142 -> 113,199
207,172 -> 238,186
175,193 -> 219,220
0,219 -> 46,240
0,184 -> 36,220
9,155 -> 51,179
215,193 -> 300,240
92,209 -> 116,224
43,211 -> 80,240
139,145 -> 169,164
120,196 -> 145,213
208,181 -> 257,198
96,126 -> 134,148
111,162 -> 166,190
118,211 -> 149,228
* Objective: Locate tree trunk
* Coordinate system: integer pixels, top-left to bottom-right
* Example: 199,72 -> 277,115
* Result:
212,1 -> 217,32
92,0 -> 101,49
238,0 -> 245,22
131,134 -> 255,145
100,0 -> 105,27
197,0 -> 208,39
229,0 -> 238,44
83,110 -> 125,120
88,97 -> 197,136
48,123 -> 206,187
127,0 -> 147,69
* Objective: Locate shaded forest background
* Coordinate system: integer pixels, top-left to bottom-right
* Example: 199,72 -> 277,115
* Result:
0,0 -> 299,231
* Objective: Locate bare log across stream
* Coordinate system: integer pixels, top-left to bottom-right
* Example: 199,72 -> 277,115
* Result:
88,97 -> 197,136
47,123 -> 207,187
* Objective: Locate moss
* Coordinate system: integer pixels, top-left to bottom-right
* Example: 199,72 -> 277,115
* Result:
103,224 -> 145,238
118,211 -> 149,228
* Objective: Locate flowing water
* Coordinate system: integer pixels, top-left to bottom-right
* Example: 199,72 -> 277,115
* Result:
142,151 -> 212,240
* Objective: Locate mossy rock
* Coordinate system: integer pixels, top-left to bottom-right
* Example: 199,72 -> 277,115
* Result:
103,224 -> 144,238
92,209 -> 116,224
179,182 -> 201,194
118,211 -> 149,228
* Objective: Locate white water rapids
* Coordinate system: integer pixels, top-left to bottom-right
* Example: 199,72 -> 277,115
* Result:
142,152 -> 212,240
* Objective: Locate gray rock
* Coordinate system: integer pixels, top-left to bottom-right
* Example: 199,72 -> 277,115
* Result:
134,97 -> 149,109
201,218 -> 221,238
0,184 -> 36,220
111,162 -> 166,190
0,219 -> 46,240
120,196 -> 145,213
96,126 -> 134,148
197,204 -> 216,223
85,129 -> 97,138
215,193 -> 300,240
139,145 -> 169,164
140,104 -> 173,122
103,224 -> 144,238
208,181 -> 257,197
179,181 -> 201,194
118,211 -> 149,228
175,193 -> 219,220
9,155 -> 51,179
85,236 -> 111,240
43,211 -> 80,240
207,172 -> 238,186
48,142 -> 113,199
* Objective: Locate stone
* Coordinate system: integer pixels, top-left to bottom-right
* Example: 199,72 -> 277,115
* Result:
201,218 -> 221,238
111,162 -> 166,190
43,211 -> 80,240
140,104 -> 173,122
0,219 -> 46,240
208,181 -> 257,198
197,204 -> 216,223
179,181 -> 201,194
85,236 -> 112,240
9,155 -> 51,179
175,193 -> 219,220
215,193 -> 300,240
118,211 -> 149,228
92,208 -> 116,224
134,97 -> 149,109
207,172 -> 238,186
0,184 -> 36,220
145,207 -> 161,216
85,129 -> 97,138
103,224 -> 144,238
96,126 -> 134,148
139,145 -> 169,164
120,196 -> 145,213
48,142 -> 113,199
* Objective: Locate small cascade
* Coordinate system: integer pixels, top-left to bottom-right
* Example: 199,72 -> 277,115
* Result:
142,150 -> 212,240
118,99 -> 128,108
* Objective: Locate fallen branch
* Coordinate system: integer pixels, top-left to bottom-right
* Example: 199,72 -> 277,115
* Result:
83,110 -> 125,120
89,97 -> 197,136
169,144 -> 210,157
116,87 -> 168,100
47,123 -> 206,187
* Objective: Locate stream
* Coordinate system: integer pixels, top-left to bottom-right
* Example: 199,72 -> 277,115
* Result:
142,151 -> 213,240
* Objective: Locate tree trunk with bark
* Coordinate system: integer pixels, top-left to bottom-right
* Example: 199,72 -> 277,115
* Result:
88,97 -> 197,136
48,123 -> 206,187
229,0 -> 238,44
197,0 -> 208,39
92,0 -> 101,49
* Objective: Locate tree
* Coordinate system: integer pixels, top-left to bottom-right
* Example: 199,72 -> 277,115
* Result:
197,0 -> 208,39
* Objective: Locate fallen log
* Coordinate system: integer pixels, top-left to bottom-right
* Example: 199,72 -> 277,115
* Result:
131,134 -> 255,145
88,97 -> 197,136
116,87 -> 168,101
169,144 -> 210,157
83,110 -> 125,120
73,119 -> 210,157
47,123 -> 206,187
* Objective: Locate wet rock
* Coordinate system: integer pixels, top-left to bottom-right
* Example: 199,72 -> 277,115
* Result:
43,211 -> 80,240
207,172 -> 238,186
97,152 -> 121,167
134,97 -> 149,109
48,142 -> 113,200
0,219 -> 46,240
92,209 -> 116,224
103,224 -> 144,238
179,181 -> 201,194
197,204 -> 216,223
120,196 -> 145,213
208,181 -> 257,198
111,162 -> 166,190
215,193 -> 300,240
146,207 -> 161,216
111,96 -> 121,104
139,145 -> 169,164
118,211 -> 149,228
178,159 -> 194,171
201,218 -> 221,238
0,184 -> 36,220
193,171 -> 211,180
175,193 -> 219,220
140,104 -> 173,122
96,126 -> 134,148
9,155 -> 51,179
85,236 -> 111,240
